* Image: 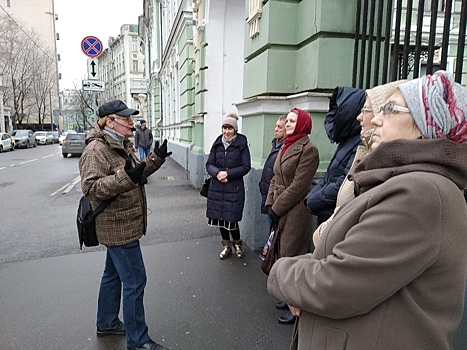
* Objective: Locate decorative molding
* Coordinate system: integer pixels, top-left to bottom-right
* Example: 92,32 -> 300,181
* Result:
247,0 -> 262,38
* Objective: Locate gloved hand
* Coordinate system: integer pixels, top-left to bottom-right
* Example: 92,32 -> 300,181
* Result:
154,139 -> 173,159
124,159 -> 147,184
267,206 -> 280,226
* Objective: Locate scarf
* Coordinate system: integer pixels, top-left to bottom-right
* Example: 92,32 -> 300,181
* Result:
281,108 -> 312,156
222,134 -> 237,149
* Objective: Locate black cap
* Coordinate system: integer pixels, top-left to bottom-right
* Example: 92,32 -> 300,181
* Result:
98,100 -> 139,118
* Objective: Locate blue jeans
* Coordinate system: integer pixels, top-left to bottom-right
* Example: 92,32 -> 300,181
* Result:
138,147 -> 151,161
97,241 -> 151,348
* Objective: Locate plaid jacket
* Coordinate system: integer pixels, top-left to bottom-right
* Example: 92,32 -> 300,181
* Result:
78,125 -> 165,246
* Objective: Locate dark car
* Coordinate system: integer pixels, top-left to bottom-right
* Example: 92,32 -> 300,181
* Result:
62,133 -> 86,157
10,129 -> 37,148
50,131 -> 60,143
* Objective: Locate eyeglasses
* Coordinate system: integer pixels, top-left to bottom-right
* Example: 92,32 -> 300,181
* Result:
379,101 -> 410,116
360,108 -> 373,115
110,115 -> 132,122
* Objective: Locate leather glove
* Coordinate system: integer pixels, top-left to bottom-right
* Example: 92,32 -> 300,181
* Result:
267,206 -> 280,226
124,159 -> 147,184
154,139 -> 172,159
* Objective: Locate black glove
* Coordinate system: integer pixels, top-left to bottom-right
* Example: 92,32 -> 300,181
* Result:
124,159 -> 147,184
267,206 -> 280,226
154,139 -> 172,159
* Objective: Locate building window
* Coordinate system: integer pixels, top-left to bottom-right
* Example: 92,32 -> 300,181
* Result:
424,0 -> 445,12
132,37 -> 138,52
132,60 -> 138,72
7,0 -> 10,7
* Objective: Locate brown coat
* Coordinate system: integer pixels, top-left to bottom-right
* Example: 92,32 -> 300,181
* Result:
265,136 -> 319,257
267,139 -> 467,350
78,125 -> 165,246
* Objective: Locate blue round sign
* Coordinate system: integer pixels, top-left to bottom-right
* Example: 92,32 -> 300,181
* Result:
81,36 -> 103,58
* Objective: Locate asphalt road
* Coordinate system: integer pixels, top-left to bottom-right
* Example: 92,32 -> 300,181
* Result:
0,145 -> 293,350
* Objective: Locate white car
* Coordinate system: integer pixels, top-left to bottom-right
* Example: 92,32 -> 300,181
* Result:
34,131 -> 54,145
0,133 -> 14,152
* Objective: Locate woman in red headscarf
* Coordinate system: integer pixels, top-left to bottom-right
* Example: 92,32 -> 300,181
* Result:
265,108 -> 320,325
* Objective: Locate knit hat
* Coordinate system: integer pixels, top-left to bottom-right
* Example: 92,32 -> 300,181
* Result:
366,80 -> 406,115
398,71 -> 467,143
222,113 -> 239,131
140,119 -> 146,124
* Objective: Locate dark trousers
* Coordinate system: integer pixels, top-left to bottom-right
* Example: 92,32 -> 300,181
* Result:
220,227 -> 240,241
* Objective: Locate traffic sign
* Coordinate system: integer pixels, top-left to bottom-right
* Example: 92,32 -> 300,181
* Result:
81,36 -> 103,58
82,79 -> 105,92
87,58 -> 99,80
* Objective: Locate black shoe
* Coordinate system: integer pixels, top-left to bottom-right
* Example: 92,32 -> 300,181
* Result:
128,340 -> 169,350
278,311 -> 296,325
275,301 -> 288,310
96,320 -> 126,336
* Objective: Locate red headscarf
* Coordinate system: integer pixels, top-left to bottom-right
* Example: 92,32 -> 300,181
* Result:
281,108 -> 312,156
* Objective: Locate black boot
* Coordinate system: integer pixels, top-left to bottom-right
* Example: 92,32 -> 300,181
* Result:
278,311 -> 296,325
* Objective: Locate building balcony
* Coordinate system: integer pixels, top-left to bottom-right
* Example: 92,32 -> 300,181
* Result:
130,78 -> 149,94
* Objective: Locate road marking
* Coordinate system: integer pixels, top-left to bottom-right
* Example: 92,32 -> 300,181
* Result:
20,159 -> 38,164
0,167 -> 5,170
51,183 -> 70,196
42,154 -> 54,159
51,176 -> 81,196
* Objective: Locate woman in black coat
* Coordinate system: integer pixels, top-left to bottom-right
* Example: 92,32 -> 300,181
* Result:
206,114 -> 251,259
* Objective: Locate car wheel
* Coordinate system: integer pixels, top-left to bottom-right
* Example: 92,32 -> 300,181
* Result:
0,145 -> 3,153
62,152 -> 67,158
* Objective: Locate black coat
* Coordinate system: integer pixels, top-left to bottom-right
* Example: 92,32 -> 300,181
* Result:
306,86 -> 365,224
206,134 -> 251,223
259,138 -> 284,214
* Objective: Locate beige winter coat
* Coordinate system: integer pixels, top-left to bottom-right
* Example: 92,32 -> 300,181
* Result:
268,139 -> 467,350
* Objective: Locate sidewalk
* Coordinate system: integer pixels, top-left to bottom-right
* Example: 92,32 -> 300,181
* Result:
0,158 -> 293,350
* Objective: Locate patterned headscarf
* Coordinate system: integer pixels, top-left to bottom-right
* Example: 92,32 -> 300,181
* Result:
281,108 -> 312,156
398,71 -> 467,143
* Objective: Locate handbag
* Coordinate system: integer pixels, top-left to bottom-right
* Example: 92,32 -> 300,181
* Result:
261,224 -> 280,275
200,177 -> 210,197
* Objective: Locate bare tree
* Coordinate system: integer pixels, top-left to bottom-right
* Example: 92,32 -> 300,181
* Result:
70,80 -> 95,130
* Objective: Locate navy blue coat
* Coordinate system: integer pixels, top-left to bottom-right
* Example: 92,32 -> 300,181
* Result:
206,134 -> 251,223
259,138 -> 284,214
306,86 -> 365,224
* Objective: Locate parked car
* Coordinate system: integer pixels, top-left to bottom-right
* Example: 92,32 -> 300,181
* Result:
50,131 -> 60,143
9,134 -> 15,149
34,131 -> 54,145
0,133 -> 14,152
62,132 -> 86,157
10,129 -> 36,148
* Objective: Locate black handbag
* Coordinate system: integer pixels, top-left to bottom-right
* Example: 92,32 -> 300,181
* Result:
200,177 -> 210,197
261,224 -> 280,275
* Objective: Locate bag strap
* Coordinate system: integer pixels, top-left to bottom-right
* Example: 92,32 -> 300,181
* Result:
91,197 -> 117,218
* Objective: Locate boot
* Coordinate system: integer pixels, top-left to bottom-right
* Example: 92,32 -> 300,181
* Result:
219,240 -> 232,260
233,240 -> 245,259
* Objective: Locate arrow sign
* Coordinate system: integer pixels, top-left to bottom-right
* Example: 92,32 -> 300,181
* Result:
87,58 -> 99,80
82,79 -> 105,92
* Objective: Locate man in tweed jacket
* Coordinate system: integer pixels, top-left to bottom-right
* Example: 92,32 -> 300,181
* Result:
78,100 -> 171,350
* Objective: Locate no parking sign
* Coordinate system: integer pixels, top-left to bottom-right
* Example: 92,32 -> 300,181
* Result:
81,36 -> 103,58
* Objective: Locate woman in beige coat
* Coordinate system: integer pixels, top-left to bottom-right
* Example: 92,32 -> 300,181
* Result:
268,71 -> 467,349
265,107 -> 319,324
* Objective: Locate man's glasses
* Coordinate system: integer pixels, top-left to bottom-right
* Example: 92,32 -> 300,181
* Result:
379,101 -> 410,116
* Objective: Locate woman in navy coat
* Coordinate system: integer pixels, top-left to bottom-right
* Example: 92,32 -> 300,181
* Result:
206,114 -> 251,259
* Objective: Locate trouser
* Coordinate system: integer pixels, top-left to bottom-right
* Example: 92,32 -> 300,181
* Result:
96,241 -> 151,348
138,146 -> 151,161
220,227 -> 240,241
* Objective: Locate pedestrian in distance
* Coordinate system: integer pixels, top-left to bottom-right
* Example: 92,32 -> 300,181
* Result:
311,80 -> 405,246
305,87 -> 365,228
267,71 -> 467,350
259,114 -> 287,224
135,119 -> 153,161
79,100 -> 172,350
265,108 -> 319,325
206,113 -> 251,260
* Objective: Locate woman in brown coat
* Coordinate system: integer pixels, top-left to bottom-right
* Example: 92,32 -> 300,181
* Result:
265,107 -> 319,325
267,71 -> 467,349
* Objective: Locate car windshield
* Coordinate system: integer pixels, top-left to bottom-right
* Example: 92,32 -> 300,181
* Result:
67,134 -> 85,140
11,130 -> 27,137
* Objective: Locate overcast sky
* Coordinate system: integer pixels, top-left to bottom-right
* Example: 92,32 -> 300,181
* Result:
55,0 -> 143,90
